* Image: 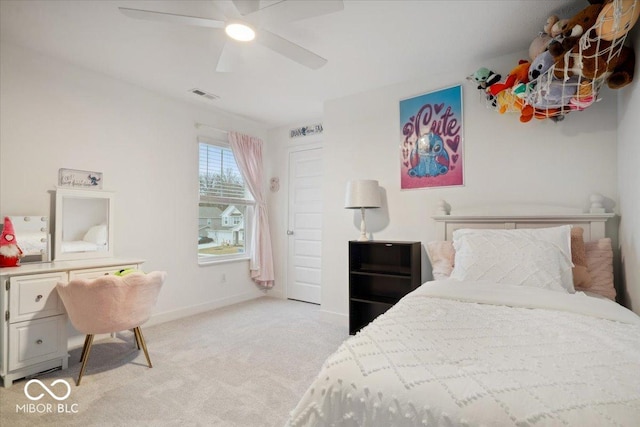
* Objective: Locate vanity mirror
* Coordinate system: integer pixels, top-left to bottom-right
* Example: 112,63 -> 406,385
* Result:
54,188 -> 114,261
1,216 -> 50,263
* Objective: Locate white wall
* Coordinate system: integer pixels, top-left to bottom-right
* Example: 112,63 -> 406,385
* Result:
617,28 -> 640,314
0,43 -> 269,341
321,50 -> 620,322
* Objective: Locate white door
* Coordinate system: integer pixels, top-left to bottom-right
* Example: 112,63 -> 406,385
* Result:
287,148 -> 323,304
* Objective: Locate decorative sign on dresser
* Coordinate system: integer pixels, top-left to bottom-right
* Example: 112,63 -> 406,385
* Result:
58,168 -> 103,189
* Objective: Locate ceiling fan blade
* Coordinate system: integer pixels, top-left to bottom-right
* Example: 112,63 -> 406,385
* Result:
213,1 -> 242,20
215,42 -> 245,73
118,7 -> 226,29
232,0 -> 262,16
256,29 -> 327,70
246,0 -> 343,26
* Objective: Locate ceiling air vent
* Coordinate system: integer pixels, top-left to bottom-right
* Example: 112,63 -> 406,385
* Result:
189,88 -> 219,101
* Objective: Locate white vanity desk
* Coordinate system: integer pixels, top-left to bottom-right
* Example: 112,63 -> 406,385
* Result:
0,257 -> 144,387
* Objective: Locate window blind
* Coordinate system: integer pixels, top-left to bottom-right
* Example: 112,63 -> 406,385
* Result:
198,142 -> 252,205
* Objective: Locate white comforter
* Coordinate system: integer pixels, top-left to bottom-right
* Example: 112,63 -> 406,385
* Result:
286,280 -> 640,427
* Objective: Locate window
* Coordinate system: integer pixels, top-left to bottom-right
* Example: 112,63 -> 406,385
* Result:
198,138 -> 253,263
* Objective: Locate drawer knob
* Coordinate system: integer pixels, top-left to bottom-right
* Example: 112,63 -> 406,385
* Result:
35,295 -> 43,302
36,339 -> 43,345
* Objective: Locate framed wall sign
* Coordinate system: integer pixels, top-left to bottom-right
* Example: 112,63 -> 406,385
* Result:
399,85 -> 464,190
58,168 -> 103,189
289,123 -> 323,139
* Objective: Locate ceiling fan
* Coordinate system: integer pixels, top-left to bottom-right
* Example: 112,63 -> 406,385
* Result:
119,0 -> 343,71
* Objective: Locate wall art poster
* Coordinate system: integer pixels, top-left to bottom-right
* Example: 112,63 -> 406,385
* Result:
399,85 -> 463,189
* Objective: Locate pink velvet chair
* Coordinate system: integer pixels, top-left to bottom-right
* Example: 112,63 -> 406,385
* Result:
56,271 -> 167,385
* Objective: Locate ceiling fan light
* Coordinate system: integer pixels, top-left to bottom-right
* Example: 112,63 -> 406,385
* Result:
225,23 -> 255,42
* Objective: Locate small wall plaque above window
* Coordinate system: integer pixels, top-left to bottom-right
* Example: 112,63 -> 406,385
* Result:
58,168 -> 103,189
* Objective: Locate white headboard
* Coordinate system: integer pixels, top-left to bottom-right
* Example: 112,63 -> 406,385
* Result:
432,196 -> 614,242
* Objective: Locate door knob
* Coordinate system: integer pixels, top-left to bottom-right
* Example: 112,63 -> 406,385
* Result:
287,230 -> 294,235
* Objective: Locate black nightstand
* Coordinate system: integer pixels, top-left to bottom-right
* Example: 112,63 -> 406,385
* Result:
348,240 -> 421,335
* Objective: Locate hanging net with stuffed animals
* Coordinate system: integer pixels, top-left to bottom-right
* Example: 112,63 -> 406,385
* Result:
468,0 -> 638,123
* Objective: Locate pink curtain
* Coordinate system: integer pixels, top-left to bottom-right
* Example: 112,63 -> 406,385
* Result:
228,132 -> 274,288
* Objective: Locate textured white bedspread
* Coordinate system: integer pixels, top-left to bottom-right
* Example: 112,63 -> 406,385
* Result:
286,281 -> 640,427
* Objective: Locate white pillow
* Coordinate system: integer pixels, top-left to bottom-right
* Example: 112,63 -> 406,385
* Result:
450,225 -> 574,293
83,224 -> 108,245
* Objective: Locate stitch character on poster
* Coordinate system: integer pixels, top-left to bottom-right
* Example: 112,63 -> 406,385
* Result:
399,85 -> 463,189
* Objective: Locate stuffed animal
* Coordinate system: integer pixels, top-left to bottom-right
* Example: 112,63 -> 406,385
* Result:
488,60 -> 531,96
548,3 -> 605,58
467,67 -> 501,89
607,45 -> 635,89
529,50 -> 556,81
114,268 -> 141,276
467,67 -> 501,90
551,0 -> 638,87
496,90 -> 520,114
596,0 -> 640,41
553,28 -> 635,88
467,67 -> 501,107
0,217 -> 23,268
528,74 -> 579,109
519,102 -> 566,123
550,18 -> 569,38
529,15 -> 559,61
569,80 -> 597,110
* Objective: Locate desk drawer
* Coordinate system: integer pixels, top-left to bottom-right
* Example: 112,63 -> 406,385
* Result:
9,316 -> 67,370
9,272 -> 67,323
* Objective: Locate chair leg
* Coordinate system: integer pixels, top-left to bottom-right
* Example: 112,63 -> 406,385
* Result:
134,327 -> 153,368
80,334 -> 91,363
133,328 -> 141,350
77,334 -> 94,386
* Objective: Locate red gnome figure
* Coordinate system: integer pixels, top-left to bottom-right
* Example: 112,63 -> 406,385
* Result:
0,217 -> 23,267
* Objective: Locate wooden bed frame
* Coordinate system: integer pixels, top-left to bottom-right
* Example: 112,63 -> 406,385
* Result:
432,194 -> 614,242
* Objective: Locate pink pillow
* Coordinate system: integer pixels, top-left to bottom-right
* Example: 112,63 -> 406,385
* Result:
571,227 -> 591,288
578,238 -> 616,300
426,241 -> 455,280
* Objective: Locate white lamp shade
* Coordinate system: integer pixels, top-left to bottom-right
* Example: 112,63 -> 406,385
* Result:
344,180 -> 381,209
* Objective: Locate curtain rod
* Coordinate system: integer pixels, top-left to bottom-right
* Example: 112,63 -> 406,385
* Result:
194,122 -> 229,134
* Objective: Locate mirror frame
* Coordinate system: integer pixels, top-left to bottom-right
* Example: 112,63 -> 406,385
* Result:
54,188 -> 114,261
6,216 -> 51,263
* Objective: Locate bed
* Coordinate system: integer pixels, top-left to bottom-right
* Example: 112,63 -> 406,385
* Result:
286,203 -> 640,426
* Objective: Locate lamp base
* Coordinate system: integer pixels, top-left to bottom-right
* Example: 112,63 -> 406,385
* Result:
358,208 -> 370,241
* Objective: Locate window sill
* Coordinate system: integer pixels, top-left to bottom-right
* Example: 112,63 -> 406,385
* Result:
198,256 -> 250,266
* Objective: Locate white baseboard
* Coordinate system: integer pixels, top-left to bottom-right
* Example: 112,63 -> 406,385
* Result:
320,309 -> 348,327
65,291 -> 265,349
146,291 -> 264,327
265,288 -> 285,299
67,333 -> 112,350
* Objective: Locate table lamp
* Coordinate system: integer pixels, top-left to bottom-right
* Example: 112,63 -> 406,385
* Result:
344,180 -> 381,241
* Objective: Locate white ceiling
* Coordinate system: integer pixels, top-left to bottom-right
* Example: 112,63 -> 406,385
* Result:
0,0 -> 583,128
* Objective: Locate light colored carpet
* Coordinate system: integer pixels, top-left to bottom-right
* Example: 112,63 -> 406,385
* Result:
0,297 -> 348,426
